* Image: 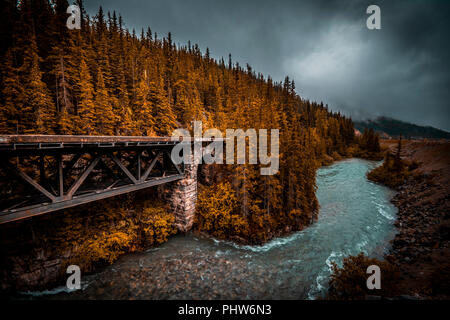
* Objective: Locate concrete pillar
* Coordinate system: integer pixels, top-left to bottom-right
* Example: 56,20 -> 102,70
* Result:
158,157 -> 198,232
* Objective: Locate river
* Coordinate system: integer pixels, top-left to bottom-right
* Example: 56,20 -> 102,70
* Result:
25,158 -> 397,299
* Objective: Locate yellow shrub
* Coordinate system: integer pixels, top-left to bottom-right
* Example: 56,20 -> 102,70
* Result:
195,181 -> 248,239
328,253 -> 400,299
367,153 -> 411,188
140,206 -> 177,245
36,195 -> 177,273
70,230 -> 133,271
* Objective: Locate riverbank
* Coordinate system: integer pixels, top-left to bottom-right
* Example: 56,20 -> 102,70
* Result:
0,147 -> 376,294
18,158 -> 396,299
380,139 -> 450,298
0,191 -> 177,294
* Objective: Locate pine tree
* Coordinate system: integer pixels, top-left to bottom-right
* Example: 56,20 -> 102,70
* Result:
21,35 -> 55,134
76,58 -> 96,134
133,72 -> 155,136
94,67 -> 115,135
49,47 -> 74,133
0,50 -> 24,134
151,78 -> 177,136
0,3 -> 361,243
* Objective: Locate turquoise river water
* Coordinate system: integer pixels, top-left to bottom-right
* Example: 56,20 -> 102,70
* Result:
24,158 -> 397,299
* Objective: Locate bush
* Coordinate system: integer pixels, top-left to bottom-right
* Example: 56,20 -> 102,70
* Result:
328,253 -> 400,300
194,181 -> 249,239
331,151 -> 342,161
430,263 -> 450,295
68,230 -> 134,271
321,154 -> 334,166
52,196 -> 176,272
367,152 -> 410,188
140,206 -> 177,245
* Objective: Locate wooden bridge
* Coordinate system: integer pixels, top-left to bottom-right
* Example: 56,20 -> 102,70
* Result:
0,135 -> 203,224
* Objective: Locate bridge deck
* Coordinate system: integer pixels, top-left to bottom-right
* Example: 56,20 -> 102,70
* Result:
0,134 -> 179,143
0,135 -> 221,153
0,135 -> 221,143
0,135 -> 206,224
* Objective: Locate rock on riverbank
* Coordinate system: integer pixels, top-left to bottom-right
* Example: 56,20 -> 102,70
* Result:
381,139 -> 450,298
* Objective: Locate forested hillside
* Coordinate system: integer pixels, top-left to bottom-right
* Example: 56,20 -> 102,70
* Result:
0,0 -> 371,243
354,116 -> 450,140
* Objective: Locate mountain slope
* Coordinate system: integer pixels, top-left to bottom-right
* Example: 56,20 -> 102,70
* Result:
354,116 -> 450,139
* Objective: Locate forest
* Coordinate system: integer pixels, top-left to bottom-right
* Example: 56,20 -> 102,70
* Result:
0,0 -> 379,246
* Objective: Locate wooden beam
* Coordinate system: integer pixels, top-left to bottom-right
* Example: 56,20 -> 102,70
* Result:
111,154 -> 138,184
39,155 -> 46,185
141,152 -> 161,181
0,174 -> 185,224
63,153 -> 82,177
58,154 -> 64,197
5,161 -> 56,202
0,141 -> 191,224
66,157 -> 100,198
137,152 -> 141,180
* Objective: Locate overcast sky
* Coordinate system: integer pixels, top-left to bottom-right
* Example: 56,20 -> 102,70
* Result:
85,0 -> 450,131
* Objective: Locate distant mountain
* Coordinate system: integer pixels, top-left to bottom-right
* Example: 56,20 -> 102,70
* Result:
354,116 -> 450,139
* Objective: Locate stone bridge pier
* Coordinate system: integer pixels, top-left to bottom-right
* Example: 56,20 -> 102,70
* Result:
158,156 -> 198,232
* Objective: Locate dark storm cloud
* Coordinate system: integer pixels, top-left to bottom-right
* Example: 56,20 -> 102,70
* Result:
84,0 -> 450,131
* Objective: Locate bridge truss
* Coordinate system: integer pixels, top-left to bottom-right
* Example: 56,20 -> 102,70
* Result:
0,135 -> 186,224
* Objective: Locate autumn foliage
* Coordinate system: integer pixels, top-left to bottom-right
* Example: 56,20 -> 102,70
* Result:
0,2 -> 379,246
67,203 -> 176,272
367,138 -> 415,188
195,182 -> 249,240
327,253 -> 400,299
1,192 -> 177,275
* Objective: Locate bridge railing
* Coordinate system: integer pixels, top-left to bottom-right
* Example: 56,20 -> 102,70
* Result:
0,135 -> 192,224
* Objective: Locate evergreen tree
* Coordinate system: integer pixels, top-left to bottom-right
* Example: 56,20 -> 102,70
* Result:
21,35 -> 55,134
0,3 -> 362,243
0,50 -> 23,134
133,72 -> 155,136
151,78 -> 177,136
94,67 -> 115,135
76,59 -> 96,134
